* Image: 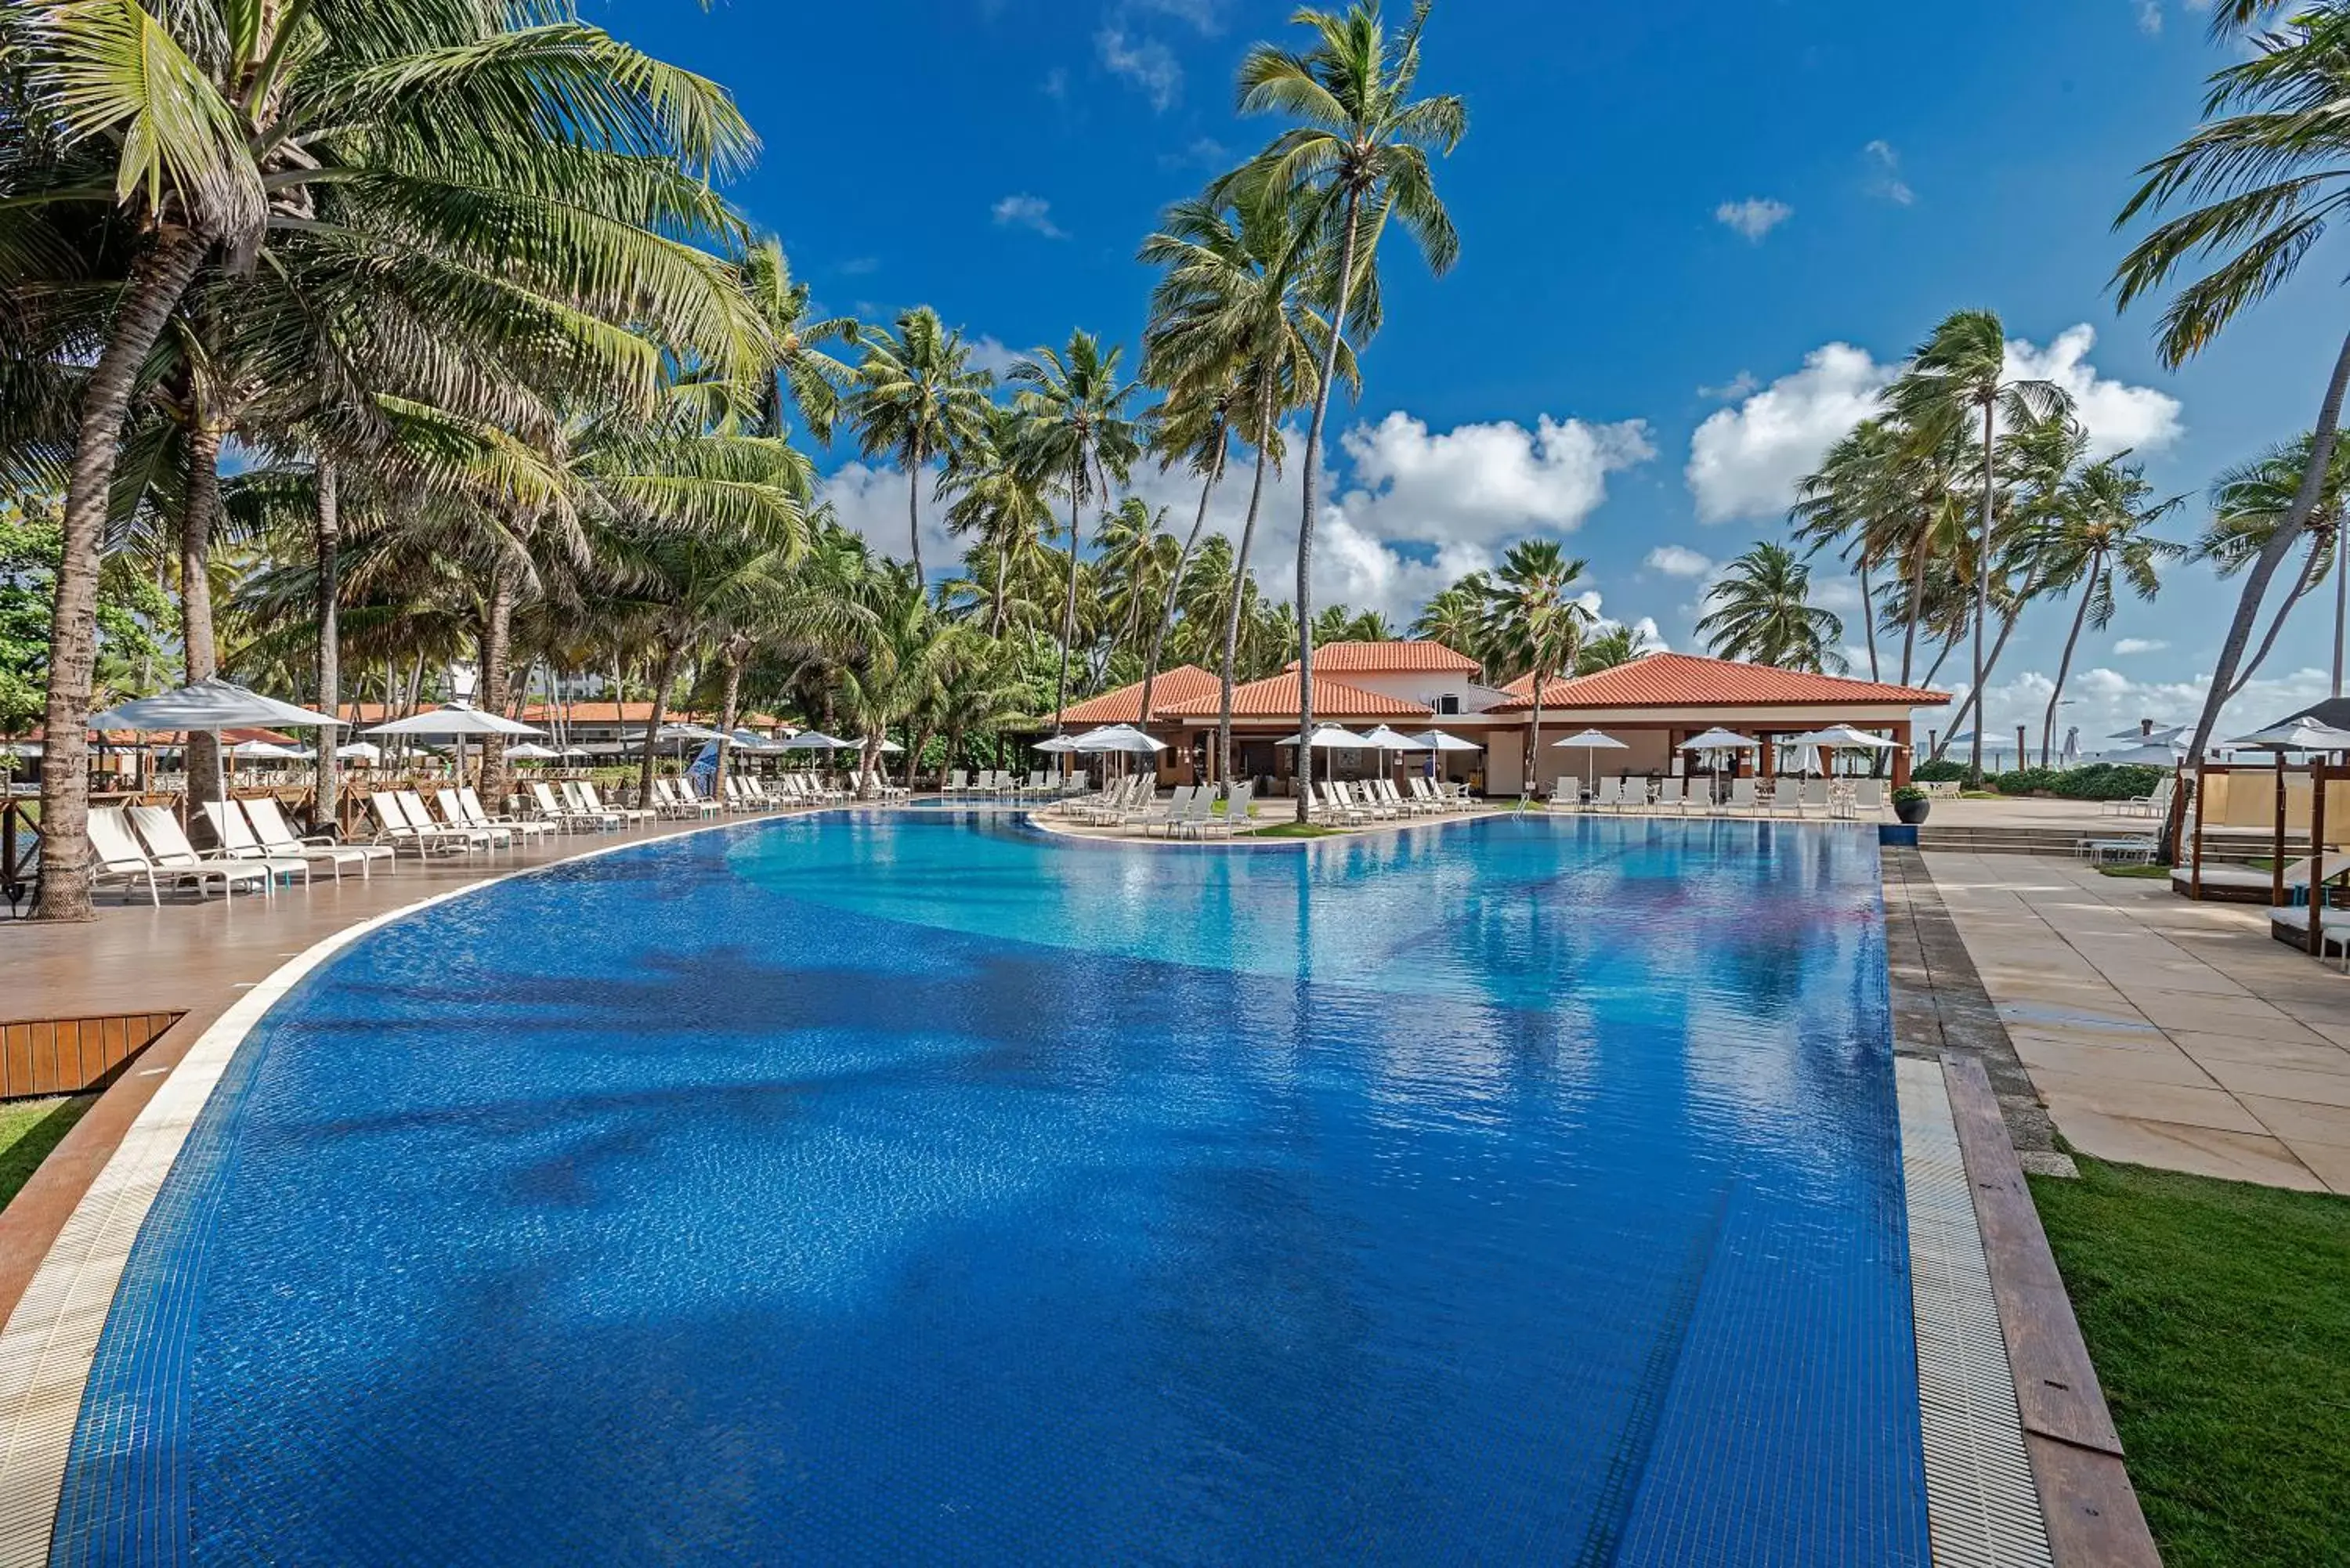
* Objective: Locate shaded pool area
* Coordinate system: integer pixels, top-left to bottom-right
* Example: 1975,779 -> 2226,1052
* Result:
54,812 -> 1926,1565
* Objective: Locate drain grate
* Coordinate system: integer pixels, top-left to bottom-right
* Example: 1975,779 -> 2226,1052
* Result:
1897,1056 -> 2054,1568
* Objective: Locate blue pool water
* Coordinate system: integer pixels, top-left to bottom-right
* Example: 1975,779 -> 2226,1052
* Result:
56,813 -> 1928,1565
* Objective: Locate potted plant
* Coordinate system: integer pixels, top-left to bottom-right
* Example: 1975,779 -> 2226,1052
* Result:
1892,784 -> 1931,825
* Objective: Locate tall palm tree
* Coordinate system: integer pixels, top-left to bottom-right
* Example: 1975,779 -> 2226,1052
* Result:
2039,460 -> 2185,764
733,240 -> 859,443
2198,433 -> 2350,699
1697,542 -> 1846,673
1008,331 -> 1145,731
1478,541 -> 1591,786
945,406 -> 1059,638
1133,378 -> 1239,729
1224,0 -> 1466,818
1883,309 -> 2069,782
4,0 -> 761,919
2113,5 -> 2350,760
1575,621 -> 1658,674
846,306 -> 993,586
1410,573 -> 1491,663
1138,192 -> 1336,782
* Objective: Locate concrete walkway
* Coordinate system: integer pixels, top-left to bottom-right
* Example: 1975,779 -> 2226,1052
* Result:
1928,852 -> 2350,1194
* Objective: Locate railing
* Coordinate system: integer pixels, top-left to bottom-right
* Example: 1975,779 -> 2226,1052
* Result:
2,794 -> 34,916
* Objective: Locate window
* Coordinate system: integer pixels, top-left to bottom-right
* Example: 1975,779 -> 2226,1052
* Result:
1436,695 -> 1460,715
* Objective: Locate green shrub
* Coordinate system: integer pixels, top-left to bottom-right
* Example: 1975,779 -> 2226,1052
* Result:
1990,766 -> 2061,795
2052,762 -> 2170,802
1911,758 -> 1966,783
1891,784 -> 1928,806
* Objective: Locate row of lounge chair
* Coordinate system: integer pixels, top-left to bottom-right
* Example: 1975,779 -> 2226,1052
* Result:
1308,778 -> 1459,824
85,799 -> 397,904
1557,775 -> 1889,818
1061,779 -> 1256,837
943,769 -> 1082,800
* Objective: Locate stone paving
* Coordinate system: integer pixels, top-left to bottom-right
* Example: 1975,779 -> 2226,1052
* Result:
1927,851 -> 2350,1194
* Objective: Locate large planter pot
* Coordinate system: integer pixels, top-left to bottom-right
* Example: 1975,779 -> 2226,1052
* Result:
1893,796 -> 1931,826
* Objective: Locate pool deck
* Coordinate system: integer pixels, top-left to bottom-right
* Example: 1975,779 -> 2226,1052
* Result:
1928,851 -> 2350,1194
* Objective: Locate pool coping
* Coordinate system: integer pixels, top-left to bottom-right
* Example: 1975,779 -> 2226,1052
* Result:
1878,845 -> 2160,1567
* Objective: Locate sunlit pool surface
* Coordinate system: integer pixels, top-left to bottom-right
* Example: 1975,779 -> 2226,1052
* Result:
56,813 -> 1927,1565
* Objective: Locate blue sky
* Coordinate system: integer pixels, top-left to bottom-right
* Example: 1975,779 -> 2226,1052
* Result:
601,0 -> 2344,746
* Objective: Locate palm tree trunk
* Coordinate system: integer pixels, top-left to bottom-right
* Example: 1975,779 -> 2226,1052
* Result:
36,229 -> 208,921
714,646 -> 746,798
2225,540 -> 2322,701
2042,557 -> 2100,768
1859,555 -> 1879,681
2190,325 -> 2350,761
638,643 -> 680,808
904,724 -> 930,789
1292,189 -> 1365,822
1052,465 -> 1084,732
1970,398 -> 1994,786
180,416 -> 226,811
1530,685 -> 1545,799
1140,459 -> 1218,736
313,459 -> 342,829
906,434 -> 927,587
2334,522 -> 2346,699
1900,532 -> 1929,686
478,565 -> 516,806
1220,424 -> 1274,786
1938,607 -> 2030,762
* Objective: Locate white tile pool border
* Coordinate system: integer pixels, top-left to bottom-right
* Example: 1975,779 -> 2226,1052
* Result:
1897,1055 -> 2054,1568
0,818 -> 768,1567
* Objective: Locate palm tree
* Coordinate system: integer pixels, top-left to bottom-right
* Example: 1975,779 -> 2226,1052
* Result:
1575,622 -> 1658,675
1133,378 -> 1239,729
1883,309 -> 2069,782
2039,460 -> 2185,764
1138,192 -> 1336,782
846,306 -> 993,586
1410,573 -> 1491,663
1479,541 -> 1593,789
945,406 -> 1060,638
1697,542 -> 1846,673
5,0 -> 760,919
1008,332 -> 1145,731
733,240 -> 860,443
2198,433 -> 2350,699
1224,0 -> 1466,818
2113,7 -> 2350,760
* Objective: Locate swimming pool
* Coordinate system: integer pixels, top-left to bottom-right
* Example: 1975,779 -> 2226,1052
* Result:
54,812 -> 1927,1565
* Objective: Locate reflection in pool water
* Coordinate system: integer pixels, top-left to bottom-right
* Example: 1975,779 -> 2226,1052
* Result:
56,811 -> 1926,1566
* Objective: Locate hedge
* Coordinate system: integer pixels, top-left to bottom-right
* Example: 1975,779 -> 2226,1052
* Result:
1907,758 -> 2168,800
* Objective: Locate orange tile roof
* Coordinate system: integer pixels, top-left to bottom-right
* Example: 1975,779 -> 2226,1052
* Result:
1282,640 -> 1480,676
1160,671 -> 1435,721
1050,665 -> 1223,725
1491,652 -> 1950,711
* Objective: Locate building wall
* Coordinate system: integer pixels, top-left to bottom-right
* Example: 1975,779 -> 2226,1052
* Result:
1329,670 -> 1483,714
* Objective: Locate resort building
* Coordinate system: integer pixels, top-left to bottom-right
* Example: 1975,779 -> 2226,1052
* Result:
1050,644 -> 1949,793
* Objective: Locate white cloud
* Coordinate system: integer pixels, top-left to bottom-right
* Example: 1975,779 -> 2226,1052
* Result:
1715,197 -> 1791,242
1645,544 -> 1714,578
1130,0 -> 1222,31
1684,326 -> 2186,523
1041,67 -> 1069,99
1686,343 -> 1893,522
1864,139 -> 1915,205
1936,663 -> 2332,761
816,461 -> 961,569
1097,28 -> 1180,110
2111,637 -> 2169,656
1810,577 -> 1864,612
1697,370 -> 1760,402
991,193 -> 1068,239
836,256 -> 880,276
964,334 -> 1025,378
2005,325 -> 2185,460
2135,0 -> 2164,34
1159,135 -> 1230,170
1337,411 -> 1654,548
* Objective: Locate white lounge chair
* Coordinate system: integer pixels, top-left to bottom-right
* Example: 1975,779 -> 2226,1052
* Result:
1197,782 -> 1252,837
1799,779 -> 1831,817
458,786 -> 555,842
431,789 -> 512,851
369,791 -> 466,855
84,806 -> 162,905
1852,779 -> 1886,817
200,800 -> 318,885
1722,777 -> 1758,815
129,804 -> 276,896
577,780 -> 653,824
242,796 -> 392,877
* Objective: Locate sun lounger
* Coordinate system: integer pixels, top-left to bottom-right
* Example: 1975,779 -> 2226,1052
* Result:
2106,776 -> 2175,818
84,806 -> 163,905
432,789 -> 512,851
200,800 -> 319,885
369,791 -> 468,855
1312,782 -> 1366,826
529,781 -> 598,832
1720,777 -> 1757,815
2174,850 -> 2350,900
130,804 -> 277,896
1195,782 -> 1252,837
457,787 -> 555,843
1852,779 -> 1885,817
243,797 -> 392,877
577,781 -> 653,825
1137,784 -> 1197,836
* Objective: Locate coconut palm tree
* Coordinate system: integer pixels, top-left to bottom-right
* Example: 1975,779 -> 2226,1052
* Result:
1133,378 -> 1239,731
2038,460 -> 2185,764
733,240 -> 860,443
1575,622 -> 1658,675
1139,192 -> 1339,782
845,307 -> 993,587
1883,310 -> 2069,782
945,406 -> 1059,638
1697,542 -> 1846,674
1410,574 -> 1491,663
1008,332 -> 1145,732
1478,541 -> 1592,786
2198,433 -> 2350,699
2113,6 -> 2350,760
1223,0 -> 1466,818
4,0 -> 761,918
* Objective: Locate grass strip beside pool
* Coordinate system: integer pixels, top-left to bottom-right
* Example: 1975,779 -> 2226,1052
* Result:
0,1096 -> 95,1212
2031,1154 -> 2350,1568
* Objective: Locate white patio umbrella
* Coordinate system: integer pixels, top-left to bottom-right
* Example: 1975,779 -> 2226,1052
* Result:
1680,727 -> 1760,753
1032,735 -> 1081,753
862,736 -> 906,755
92,678 -> 344,805
334,739 -> 382,762
2100,742 -> 2187,767
777,730 -> 851,751
2229,717 -> 2350,753
502,742 -> 562,760
1274,723 -> 1376,749
363,701 -> 542,786
1407,729 -> 1482,752
1783,724 -> 1899,778
1358,724 -> 1426,752
1072,724 -> 1167,754
227,739 -> 305,760
1551,728 -> 1629,795
2109,722 -> 2188,745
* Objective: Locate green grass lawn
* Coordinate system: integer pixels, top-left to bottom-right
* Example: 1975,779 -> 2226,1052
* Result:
1241,822 -> 1342,838
0,1095 -> 94,1212
2031,1154 -> 2350,1567
2098,862 -> 2174,879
